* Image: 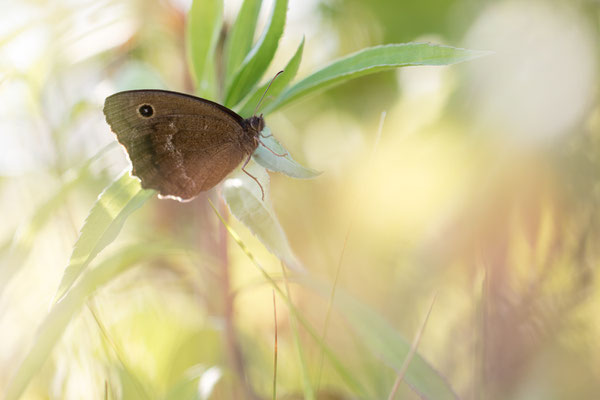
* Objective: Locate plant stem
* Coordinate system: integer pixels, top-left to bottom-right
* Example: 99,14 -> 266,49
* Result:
272,290 -> 278,400
387,293 -> 437,400
218,195 -> 257,399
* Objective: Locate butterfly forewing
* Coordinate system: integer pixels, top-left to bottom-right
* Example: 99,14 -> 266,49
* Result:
103,90 -> 251,200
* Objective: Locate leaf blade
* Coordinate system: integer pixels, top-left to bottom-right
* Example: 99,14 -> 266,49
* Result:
224,0 -> 288,107
5,243 -> 178,400
252,127 -> 320,179
209,207 -> 369,397
224,0 -> 263,83
265,42 -> 490,113
341,293 -> 457,399
303,280 -> 459,400
222,163 -> 301,270
237,37 -> 305,118
186,0 -> 223,98
53,172 -> 154,302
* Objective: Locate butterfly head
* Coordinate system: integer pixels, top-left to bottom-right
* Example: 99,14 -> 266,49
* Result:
241,114 -> 264,154
247,115 -> 265,135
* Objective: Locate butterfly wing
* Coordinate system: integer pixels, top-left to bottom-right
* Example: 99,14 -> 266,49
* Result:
103,90 -> 251,200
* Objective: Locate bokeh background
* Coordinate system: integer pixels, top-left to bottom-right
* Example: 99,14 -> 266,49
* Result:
1,0 -> 600,399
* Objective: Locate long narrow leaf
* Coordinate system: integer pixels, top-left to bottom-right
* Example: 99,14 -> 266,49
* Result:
186,0 -> 223,98
222,163 -> 301,271
224,0 -> 263,83
265,42 -> 490,113
341,293 -> 457,400
252,127 -> 319,179
5,243 -> 178,400
209,204 -> 369,397
224,0 -> 288,107
281,268 -> 315,400
54,172 -> 154,302
1,143 -> 115,281
1,166 -> 92,288
300,277 -> 459,400
237,37 -> 305,117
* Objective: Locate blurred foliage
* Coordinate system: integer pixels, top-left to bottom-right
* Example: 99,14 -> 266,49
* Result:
2,0 -> 600,399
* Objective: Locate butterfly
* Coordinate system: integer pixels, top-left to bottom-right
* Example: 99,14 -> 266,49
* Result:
103,88 -> 280,201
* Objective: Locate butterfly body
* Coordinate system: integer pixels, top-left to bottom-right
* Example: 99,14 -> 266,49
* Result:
103,89 -> 264,201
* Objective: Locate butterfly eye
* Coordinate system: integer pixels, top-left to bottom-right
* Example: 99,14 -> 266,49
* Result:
138,104 -> 154,118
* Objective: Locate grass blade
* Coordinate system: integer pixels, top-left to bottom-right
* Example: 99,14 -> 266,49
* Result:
316,112 -> 385,391
222,163 -> 301,270
224,0 -> 288,107
295,275 -> 457,399
5,243 -> 177,400
186,0 -> 223,97
388,293 -> 438,400
54,172 -> 155,302
281,267 -> 315,400
1,144 -> 116,287
1,166 -> 93,288
208,203 -> 369,397
271,290 -> 278,400
326,284 -> 457,400
237,37 -> 305,117
224,0 -> 263,83
252,127 -> 320,179
265,42 -> 491,113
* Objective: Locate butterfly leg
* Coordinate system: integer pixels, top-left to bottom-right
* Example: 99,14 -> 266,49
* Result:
258,139 -> 288,157
241,153 -> 265,201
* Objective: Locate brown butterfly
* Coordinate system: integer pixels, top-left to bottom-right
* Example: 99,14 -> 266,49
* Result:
103,89 -> 271,201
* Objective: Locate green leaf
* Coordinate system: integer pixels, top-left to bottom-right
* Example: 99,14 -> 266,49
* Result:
301,278 -> 459,400
0,145 -> 116,291
186,0 -> 223,98
1,167 -> 90,277
281,269 -> 315,400
224,0 -> 263,84
252,127 -> 320,179
5,243 -> 178,400
265,42 -> 491,113
53,172 -> 155,302
342,295 -> 457,399
2,144 -> 114,262
209,207 -> 368,397
224,0 -> 288,107
237,37 -> 305,118
222,162 -> 301,270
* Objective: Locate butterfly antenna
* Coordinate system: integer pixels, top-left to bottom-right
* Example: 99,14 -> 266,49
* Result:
254,70 -> 284,116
